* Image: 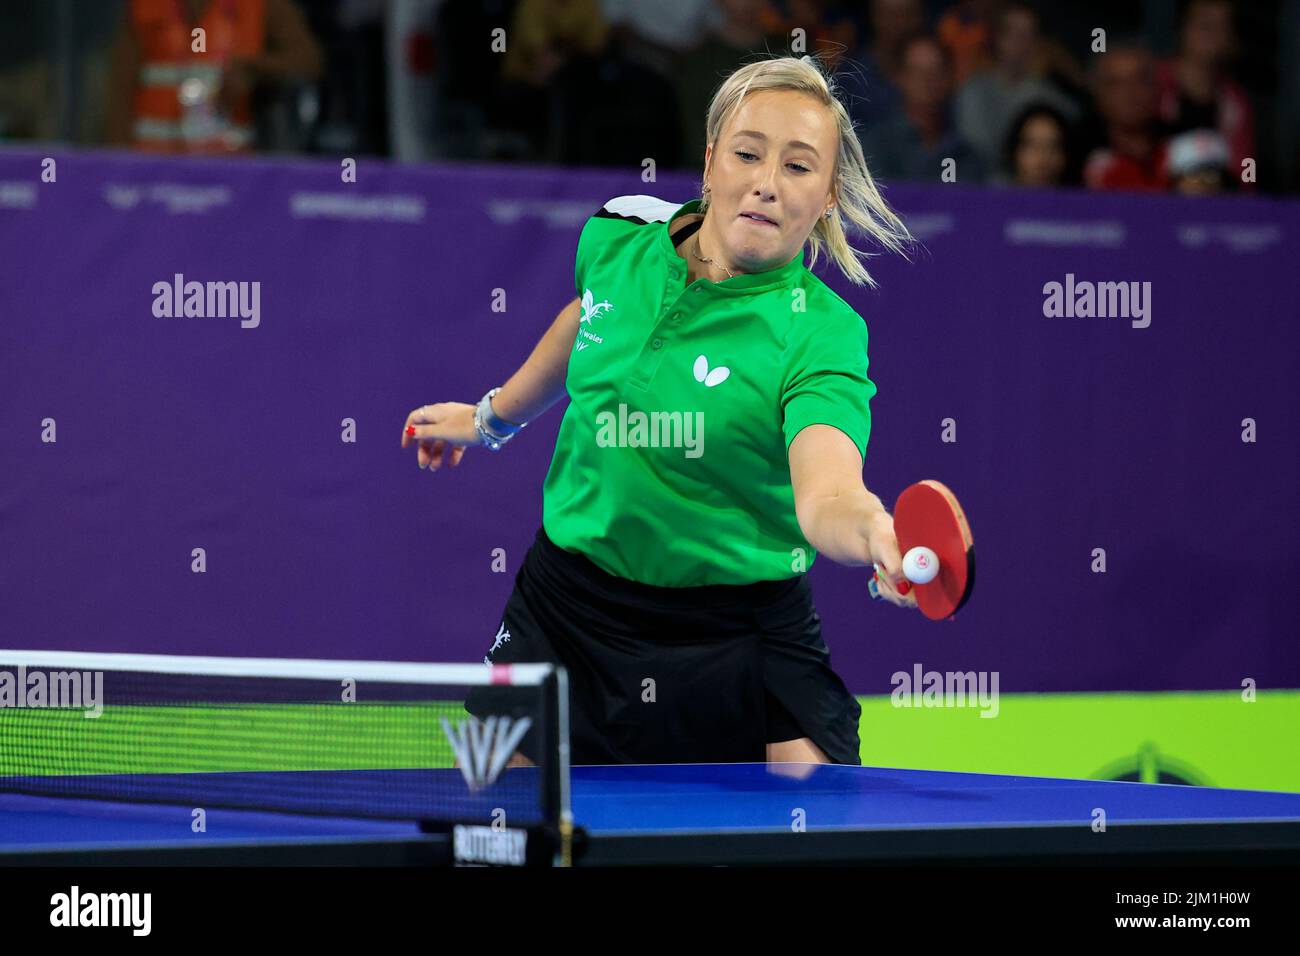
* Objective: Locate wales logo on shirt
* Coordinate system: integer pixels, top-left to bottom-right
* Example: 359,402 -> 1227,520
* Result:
576,288 -> 613,351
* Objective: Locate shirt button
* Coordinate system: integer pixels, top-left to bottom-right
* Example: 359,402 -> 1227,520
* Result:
652,338 -> 663,350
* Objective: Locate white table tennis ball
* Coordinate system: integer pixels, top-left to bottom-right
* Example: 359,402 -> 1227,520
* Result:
902,546 -> 940,584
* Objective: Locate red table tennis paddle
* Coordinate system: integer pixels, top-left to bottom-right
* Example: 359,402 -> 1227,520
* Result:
869,480 -> 974,621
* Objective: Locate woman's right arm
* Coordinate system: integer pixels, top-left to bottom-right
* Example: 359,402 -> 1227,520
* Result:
401,296 -> 581,470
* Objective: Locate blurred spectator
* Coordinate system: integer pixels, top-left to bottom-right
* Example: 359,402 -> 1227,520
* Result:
676,0 -> 773,168
501,0 -> 608,87
602,0 -> 725,79
936,0 -> 995,85
497,0 -> 609,158
954,2 -> 1076,175
0,2 -> 58,141
105,0 -> 322,155
862,33 -> 983,184
1027,17 -> 1088,107
1083,41 -> 1170,191
1167,127 -> 1233,195
432,0 -> 520,160
1001,101 -> 1079,187
298,0 -> 388,156
1154,0 -> 1254,179
549,29 -> 684,167
838,0 -> 925,133
758,0 -> 859,72
1,0 -> 1290,192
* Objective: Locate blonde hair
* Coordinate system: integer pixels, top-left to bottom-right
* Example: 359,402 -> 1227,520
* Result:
699,55 -> 912,287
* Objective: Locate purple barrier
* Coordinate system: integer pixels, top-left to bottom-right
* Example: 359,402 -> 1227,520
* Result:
1,147 -> 1296,694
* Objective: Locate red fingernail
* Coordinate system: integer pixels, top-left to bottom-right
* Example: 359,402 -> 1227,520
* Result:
405,425 -> 415,436
897,581 -> 912,595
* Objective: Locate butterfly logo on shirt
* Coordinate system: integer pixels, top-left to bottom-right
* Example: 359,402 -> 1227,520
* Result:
693,354 -> 730,387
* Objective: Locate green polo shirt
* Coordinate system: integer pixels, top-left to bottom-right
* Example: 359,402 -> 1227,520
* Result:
541,195 -> 876,587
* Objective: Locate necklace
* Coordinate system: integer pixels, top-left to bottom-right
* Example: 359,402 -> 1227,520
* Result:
691,235 -> 734,280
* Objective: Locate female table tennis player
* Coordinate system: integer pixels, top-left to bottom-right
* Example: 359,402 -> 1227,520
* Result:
402,55 -> 918,766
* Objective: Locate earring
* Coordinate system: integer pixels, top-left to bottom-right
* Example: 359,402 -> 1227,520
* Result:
824,208 -> 833,219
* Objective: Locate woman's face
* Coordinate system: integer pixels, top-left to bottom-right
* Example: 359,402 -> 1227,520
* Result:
1014,114 -> 1066,187
702,90 -> 838,274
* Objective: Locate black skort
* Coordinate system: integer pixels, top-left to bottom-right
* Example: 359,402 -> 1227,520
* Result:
467,526 -> 862,766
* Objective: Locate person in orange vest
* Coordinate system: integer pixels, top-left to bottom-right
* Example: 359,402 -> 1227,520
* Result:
106,0 -> 322,154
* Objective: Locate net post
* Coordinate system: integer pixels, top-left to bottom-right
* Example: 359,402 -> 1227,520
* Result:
538,664 -> 573,866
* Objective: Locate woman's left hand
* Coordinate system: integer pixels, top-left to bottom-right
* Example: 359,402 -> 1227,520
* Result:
860,509 -> 919,611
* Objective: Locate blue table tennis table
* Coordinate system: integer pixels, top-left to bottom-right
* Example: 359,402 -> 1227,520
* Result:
4,763 -> 1300,866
